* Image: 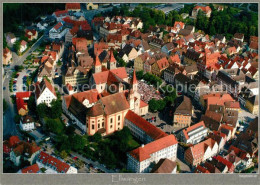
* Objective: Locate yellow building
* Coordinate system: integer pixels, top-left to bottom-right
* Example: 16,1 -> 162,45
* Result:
151,57 -> 169,77
86,3 -> 98,10
245,95 -> 258,115
134,53 -> 149,72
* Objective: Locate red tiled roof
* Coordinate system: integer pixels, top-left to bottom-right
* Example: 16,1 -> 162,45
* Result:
66,83 -> 73,91
13,141 -> 40,157
173,21 -> 185,30
8,136 -> 20,148
129,135 -> 178,162
93,71 -> 109,84
157,57 -> 169,70
38,151 -> 70,173
189,138 -> 216,160
205,110 -> 222,123
204,93 -> 235,110
64,89 -> 100,108
131,70 -> 138,85
194,6 -> 212,13
249,41 -> 258,50
110,67 -> 128,80
195,165 -> 210,173
224,101 -> 240,109
65,3 -> 81,10
140,100 -> 148,108
94,54 -> 101,66
54,10 -> 68,17
94,42 -> 108,55
54,22 -> 63,30
21,164 -> 40,173
100,92 -> 129,115
215,155 -> 234,171
248,66 -> 258,76
16,91 -> 31,112
125,110 -> 168,140
3,47 -> 11,58
219,124 -> 234,133
182,121 -> 206,140
20,40 -> 27,46
169,54 -> 181,64
109,49 -> 116,63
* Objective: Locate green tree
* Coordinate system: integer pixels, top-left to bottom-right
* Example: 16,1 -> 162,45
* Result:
71,134 -> 86,151
60,150 -> 68,159
249,25 -> 256,36
27,95 -> 36,113
13,41 -> 21,54
148,98 -> 159,112
65,125 -> 75,136
89,132 -> 102,143
50,99 -> 62,119
45,118 -> 64,135
117,58 -> 126,67
36,103 -> 48,118
14,114 -> 21,124
209,25 -> 216,36
136,70 -> 144,80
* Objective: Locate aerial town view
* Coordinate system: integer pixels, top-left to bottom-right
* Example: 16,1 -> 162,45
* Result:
2,3 -> 258,174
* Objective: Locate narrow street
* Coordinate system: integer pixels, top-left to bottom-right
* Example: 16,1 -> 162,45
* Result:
3,35 -> 45,140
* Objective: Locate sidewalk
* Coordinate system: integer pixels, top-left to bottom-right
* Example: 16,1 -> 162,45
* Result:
70,152 -> 115,173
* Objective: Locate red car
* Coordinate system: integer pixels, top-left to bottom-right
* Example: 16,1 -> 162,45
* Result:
13,81 -> 17,83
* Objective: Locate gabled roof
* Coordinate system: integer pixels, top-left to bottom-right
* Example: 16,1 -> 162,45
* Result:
35,79 -> 57,100
215,155 -> 234,171
189,138 -> 216,160
101,92 -> 129,115
174,96 -> 192,116
193,6 -> 212,13
156,57 -> 169,70
125,110 -> 167,141
38,151 -> 71,173
129,135 -> 178,162
182,121 -> 206,140
21,164 -> 40,173
195,165 -> 210,173
151,158 -> 177,173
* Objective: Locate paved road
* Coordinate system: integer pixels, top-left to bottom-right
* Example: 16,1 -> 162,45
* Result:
70,152 -> 115,173
3,35 -> 45,140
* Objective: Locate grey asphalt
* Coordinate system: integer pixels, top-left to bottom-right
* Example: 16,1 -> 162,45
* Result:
70,151 -> 115,173
3,35 -> 45,140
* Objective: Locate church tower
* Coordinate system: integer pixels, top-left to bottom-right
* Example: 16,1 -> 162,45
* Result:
108,49 -> 117,70
131,70 -> 138,93
94,54 -> 102,73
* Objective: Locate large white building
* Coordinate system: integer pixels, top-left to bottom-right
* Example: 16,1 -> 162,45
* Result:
37,151 -> 77,174
179,121 -> 208,144
49,22 -> 69,40
127,135 -> 178,173
35,79 -> 57,106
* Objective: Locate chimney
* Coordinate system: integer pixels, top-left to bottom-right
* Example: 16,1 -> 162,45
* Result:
141,144 -> 144,148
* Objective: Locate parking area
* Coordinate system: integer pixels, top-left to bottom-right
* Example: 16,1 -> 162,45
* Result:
13,68 -> 33,93
143,110 -> 183,134
238,108 -> 256,124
